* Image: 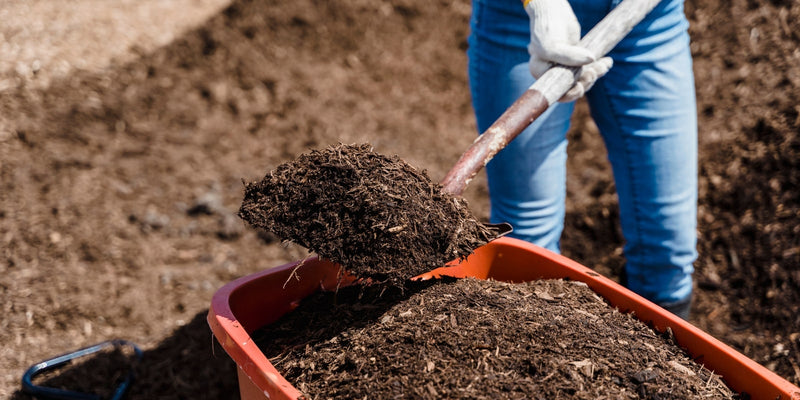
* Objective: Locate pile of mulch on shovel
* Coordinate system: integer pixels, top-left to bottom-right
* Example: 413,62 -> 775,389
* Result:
255,278 -> 737,399
239,143 -> 503,284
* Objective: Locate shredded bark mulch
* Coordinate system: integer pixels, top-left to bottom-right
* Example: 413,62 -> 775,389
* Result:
254,278 -> 736,399
238,143 -> 503,284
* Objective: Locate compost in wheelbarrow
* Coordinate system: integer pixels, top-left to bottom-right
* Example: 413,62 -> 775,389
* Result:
255,276 -> 732,398
207,237 -> 800,400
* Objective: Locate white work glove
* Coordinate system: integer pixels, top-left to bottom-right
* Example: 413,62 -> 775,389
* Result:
524,0 -> 613,102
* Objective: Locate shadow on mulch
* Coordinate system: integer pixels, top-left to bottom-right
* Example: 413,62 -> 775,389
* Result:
11,280 -> 435,400
11,312 -> 240,400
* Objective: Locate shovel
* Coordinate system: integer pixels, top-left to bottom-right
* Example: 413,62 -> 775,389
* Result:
239,0 -> 664,283
441,0 -> 663,196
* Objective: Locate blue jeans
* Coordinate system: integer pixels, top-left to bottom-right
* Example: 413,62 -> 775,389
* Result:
468,0 -> 697,305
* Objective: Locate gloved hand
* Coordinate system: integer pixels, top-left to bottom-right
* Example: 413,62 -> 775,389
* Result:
524,0 -> 613,102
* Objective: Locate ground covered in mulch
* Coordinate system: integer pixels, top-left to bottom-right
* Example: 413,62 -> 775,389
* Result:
2,0 -> 799,398
256,278 -> 734,399
239,143 -> 502,284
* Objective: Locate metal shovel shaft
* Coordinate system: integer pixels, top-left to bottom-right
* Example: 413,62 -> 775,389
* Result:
440,0 -> 662,196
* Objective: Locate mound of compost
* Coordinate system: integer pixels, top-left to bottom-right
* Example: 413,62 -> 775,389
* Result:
255,278 -> 736,399
238,143 -> 503,284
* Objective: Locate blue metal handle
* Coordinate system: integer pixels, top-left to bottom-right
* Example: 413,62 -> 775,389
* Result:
21,339 -> 142,400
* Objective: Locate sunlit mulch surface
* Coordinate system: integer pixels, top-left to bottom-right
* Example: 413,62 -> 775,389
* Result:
255,278 -> 736,399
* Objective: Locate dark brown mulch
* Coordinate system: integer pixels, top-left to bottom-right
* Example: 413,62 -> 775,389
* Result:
238,143 -> 503,284
255,278 -> 736,400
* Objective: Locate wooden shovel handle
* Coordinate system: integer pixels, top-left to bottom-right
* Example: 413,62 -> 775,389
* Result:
441,0 -> 662,196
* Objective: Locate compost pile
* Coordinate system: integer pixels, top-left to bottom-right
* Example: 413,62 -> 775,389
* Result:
255,278 -> 736,399
238,143 -> 503,283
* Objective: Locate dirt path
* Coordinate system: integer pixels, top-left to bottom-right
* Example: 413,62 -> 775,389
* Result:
0,0 -> 229,89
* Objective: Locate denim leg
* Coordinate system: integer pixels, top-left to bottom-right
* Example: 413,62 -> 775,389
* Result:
468,0 -> 573,253
584,0 -> 697,305
468,0 -> 697,305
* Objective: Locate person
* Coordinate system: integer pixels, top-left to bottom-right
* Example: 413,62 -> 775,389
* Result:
467,0 -> 697,319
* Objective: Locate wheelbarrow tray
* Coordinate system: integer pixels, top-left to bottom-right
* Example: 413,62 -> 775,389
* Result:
207,237 -> 800,400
